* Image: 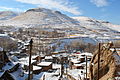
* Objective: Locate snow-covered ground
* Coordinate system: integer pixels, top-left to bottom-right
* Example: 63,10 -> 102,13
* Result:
68,69 -> 86,80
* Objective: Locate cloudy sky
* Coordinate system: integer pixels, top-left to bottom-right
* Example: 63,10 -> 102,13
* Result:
0,0 -> 120,24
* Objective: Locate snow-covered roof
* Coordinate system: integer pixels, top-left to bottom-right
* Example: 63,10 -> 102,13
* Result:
80,52 -> 93,57
52,64 -> 61,69
45,56 -> 53,59
37,62 -> 52,66
0,72 -> 4,77
72,52 -> 93,58
17,39 -> 23,43
33,66 -> 42,70
44,73 -> 60,80
10,51 -> 20,54
71,59 -> 80,64
2,62 -> 15,71
68,34 -> 88,38
56,53 -> 69,57
10,55 -> 18,62
0,34 -> 8,37
10,37 -> 16,41
18,55 -> 38,66
33,71 -> 60,80
33,72 -> 46,80
80,61 -> 90,67
52,55 -> 56,57
0,47 -> 3,51
24,42 -> 29,46
74,63 -> 82,66
72,54 -> 84,58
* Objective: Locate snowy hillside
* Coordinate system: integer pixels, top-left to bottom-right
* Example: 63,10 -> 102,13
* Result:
0,8 -> 119,33
72,16 -> 120,32
0,8 -> 79,28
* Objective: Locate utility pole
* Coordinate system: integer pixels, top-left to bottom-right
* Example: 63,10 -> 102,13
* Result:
28,39 -> 33,80
66,56 -> 68,79
86,56 -> 88,80
39,36 -> 41,56
97,43 -> 101,80
60,55 -> 64,80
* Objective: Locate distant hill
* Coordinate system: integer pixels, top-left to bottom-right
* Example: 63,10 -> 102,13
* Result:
0,8 -> 79,28
72,16 -> 120,32
0,11 -> 19,20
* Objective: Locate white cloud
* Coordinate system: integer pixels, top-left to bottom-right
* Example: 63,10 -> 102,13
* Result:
0,6 -> 24,12
15,0 -> 82,15
90,0 -> 109,7
0,6 -> 14,11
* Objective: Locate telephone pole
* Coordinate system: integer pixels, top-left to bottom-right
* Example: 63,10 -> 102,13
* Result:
97,43 -> 101,80
28,39 -> 33,80
86,56 -> 88,80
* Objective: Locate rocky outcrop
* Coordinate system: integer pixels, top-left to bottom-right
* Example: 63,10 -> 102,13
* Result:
89,42 -> 120,80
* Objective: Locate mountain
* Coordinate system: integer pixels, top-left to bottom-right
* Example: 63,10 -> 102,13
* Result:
0,8 -> 120,33
0,8 -> 79,28
0,11 -> 19,20
72,16 -> 120,32
0,8 -> 119,44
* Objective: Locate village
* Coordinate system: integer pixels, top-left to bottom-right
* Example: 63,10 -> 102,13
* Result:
0,26 -> 120,80
0,0 -> 120,79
